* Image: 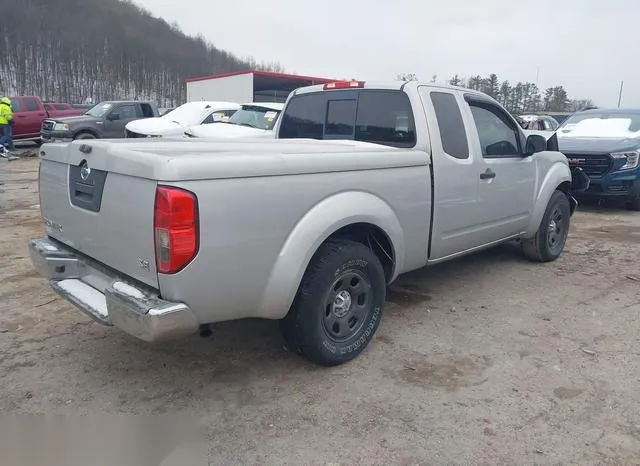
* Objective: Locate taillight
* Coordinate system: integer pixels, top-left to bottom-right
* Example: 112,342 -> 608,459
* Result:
323,80 -> 364,90
154,186 -> 199,274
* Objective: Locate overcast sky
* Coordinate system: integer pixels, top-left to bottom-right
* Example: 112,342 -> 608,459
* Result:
134,0 -> 638,107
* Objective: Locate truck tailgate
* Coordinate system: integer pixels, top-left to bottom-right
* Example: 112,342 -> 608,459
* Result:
39,142 -> 159,288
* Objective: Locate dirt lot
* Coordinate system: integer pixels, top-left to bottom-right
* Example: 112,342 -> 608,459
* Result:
1,156 -> 639,464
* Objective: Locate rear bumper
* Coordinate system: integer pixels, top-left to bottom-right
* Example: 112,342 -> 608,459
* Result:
29,237 -> 199,342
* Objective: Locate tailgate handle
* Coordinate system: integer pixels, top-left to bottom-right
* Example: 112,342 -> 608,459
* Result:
68,165 -> 108,213
73,182 -> 95,201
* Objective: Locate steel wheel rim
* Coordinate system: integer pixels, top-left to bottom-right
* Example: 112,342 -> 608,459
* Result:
547,206 -> 566,253
321,270 -> 372,342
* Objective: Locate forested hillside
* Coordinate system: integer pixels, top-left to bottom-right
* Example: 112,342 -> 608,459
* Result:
0,0 -> 282,105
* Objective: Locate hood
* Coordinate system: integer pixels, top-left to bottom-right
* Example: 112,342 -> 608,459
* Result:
185,123 -> 274,139
125,117 -> 184,136
50,114 -> 96,124
557,137 -> 640,154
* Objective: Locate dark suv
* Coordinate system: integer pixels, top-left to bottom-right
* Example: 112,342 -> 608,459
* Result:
557,109 -> 640,210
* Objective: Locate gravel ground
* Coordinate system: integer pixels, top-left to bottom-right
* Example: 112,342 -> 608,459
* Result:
1,156 -> 639,465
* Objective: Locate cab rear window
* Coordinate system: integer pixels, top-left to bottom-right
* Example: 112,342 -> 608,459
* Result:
279,90 -> 416,148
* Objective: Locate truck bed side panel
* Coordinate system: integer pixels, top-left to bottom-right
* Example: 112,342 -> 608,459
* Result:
158,164 -> 432,323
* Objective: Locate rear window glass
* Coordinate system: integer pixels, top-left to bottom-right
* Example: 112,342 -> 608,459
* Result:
326,100 -> 356,136
279,90 -> 416,148
278,92 -> 325,139
355,91 -> 416,148
430,92 -> 469,159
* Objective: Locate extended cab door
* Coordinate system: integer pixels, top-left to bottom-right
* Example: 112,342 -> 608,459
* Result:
419,87 -> 487,259
103,103 -> 142,138
463,96 -> 536,243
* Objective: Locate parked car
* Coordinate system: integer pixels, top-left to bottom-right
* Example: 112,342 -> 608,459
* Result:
516,114 -> 560,131
124,102 -> 240,138
185,102 -> 284,138
9,96 -> 86,142
29,80 -> 583,366
557,108 -> 640,210
40,101 -> 160,142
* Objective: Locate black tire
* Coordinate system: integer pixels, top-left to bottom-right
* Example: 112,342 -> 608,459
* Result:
522,190 -> 571,262
74,132 -> 96,140
626,196 -> 640,212
280,239 -> 386,366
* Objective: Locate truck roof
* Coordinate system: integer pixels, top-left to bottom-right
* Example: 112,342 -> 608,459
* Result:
292,80 -> 485,98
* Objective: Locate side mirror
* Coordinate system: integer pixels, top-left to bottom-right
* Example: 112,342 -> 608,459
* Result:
107,113 -> 120,121
525,134 -> 547,155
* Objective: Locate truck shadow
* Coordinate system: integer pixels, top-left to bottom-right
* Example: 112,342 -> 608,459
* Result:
77,243 -> 525,396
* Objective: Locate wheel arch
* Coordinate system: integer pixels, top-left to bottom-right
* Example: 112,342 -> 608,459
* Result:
525,162 -> 572,237
258,191 -> 405,320
73,129 -> 98,139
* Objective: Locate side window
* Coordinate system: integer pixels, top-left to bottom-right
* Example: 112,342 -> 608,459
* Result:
54,104 -> 67,110
44,104 -> 52,111
468,102 -> 520,158
430,92 -> 469,159
24,98 -> 39,111
116,104 -> 138,120
140,104 -> 155,118
11,99 -> 22,112
201,113 -> 215,125
355,91 -> 416,148
326,99 -> 356,136
202,110 -> 234,124
279,93 -> 326,139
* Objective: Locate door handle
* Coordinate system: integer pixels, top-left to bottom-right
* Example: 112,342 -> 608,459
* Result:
480,169 -> 496,180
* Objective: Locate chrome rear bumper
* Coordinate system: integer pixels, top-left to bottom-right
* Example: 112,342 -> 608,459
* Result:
29,238 -> 199,342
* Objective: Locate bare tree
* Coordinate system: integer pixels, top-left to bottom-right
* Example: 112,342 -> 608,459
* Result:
0,0 -> 284,106
396,73 -> 418,82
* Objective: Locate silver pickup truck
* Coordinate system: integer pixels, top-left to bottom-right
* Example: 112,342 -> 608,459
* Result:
29,80 -> 586,366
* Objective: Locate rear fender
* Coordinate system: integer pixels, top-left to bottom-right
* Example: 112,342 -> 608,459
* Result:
525,160 -> 572,238
258,191 -> 405,319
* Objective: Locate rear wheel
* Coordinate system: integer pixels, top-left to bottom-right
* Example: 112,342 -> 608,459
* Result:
280,239 -> 386,366
74,132 -> 96,140
522,190 -> 571,262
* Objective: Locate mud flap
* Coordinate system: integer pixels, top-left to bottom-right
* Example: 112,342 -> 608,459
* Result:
568,166 -> 590,215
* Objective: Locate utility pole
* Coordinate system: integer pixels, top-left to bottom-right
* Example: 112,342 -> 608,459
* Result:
617,80 -> 624,108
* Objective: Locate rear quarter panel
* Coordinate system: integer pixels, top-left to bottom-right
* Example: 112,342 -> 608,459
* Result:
159,164 -> 432,324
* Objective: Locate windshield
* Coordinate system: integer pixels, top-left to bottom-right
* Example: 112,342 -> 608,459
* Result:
86,102 -> 114,118
558,112 -> 640,138
227,105 -> 281,130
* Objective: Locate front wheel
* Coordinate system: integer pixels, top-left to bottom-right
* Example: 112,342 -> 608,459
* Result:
280,239 -> 386,366
522,190 -> 571,262
74,132 -> 96,140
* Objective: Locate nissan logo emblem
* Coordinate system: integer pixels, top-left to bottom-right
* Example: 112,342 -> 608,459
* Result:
79,160 -> 91,181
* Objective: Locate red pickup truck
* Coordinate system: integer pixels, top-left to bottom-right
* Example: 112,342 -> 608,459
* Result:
9,96 -> 86,142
